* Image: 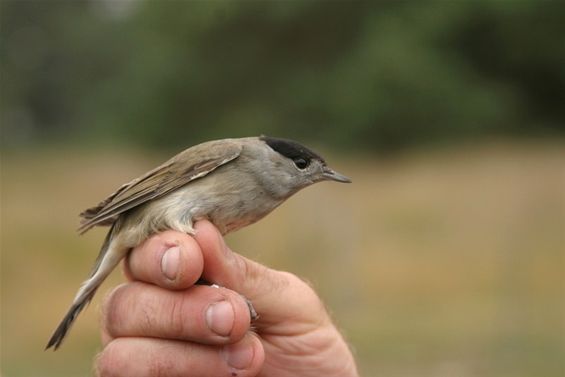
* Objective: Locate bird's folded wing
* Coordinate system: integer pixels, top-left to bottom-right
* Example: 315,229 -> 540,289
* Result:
78,141 -> 243,234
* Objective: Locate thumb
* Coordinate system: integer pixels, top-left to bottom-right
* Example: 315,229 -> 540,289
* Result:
194,220 -> 330,332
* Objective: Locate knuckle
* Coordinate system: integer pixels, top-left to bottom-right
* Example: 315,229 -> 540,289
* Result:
96,339 -> 177,377
95,341 -> 126,377
277,271 -> 304,292
285,273 -> 329,323
101,283 -> 130,336
168,291 -> 190,336
237,256 -> 265,286
148,353 -> 176,377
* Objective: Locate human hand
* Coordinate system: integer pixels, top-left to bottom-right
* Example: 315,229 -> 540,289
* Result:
95,220 -> 358,376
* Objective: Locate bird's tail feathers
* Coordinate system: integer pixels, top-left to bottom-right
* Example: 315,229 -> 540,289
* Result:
46,227 -> 127,351
45,281 -> 99,350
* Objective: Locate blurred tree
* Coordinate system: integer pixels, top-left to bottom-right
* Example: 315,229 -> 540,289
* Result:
1,0 -> 564,152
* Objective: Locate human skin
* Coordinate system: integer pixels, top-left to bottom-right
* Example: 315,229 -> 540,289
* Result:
95,220 -> 359,377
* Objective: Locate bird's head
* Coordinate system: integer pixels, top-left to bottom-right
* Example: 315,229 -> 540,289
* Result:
247,136 -> 351,199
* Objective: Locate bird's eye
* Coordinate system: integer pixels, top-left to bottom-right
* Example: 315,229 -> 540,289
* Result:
293,158 -> 309,170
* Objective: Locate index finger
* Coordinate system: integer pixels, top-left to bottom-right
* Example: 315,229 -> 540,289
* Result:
124,230 -> 204,290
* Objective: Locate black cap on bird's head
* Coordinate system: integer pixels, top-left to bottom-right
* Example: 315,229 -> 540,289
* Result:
260,136 -> 351,183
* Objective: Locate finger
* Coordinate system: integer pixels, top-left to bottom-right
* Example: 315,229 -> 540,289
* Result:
101,282 -> 252,346
194,220 -> 330,332
96,334 -> 264,377
124,230 -> 203,290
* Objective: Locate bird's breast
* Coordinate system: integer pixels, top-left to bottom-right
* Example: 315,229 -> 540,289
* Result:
175,177 -> 283,235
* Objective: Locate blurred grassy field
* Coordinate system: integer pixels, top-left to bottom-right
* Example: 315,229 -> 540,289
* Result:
1,140 -> 564,377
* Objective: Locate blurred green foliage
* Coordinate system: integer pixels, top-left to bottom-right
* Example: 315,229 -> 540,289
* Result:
2,0 -> 564,152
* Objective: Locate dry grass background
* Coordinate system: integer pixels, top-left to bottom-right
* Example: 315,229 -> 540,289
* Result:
1,140 -> 564,376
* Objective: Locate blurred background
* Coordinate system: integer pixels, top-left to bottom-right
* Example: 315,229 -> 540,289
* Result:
1,1 -> 564,376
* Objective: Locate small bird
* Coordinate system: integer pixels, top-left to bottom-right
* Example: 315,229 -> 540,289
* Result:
46,136 -> 351,350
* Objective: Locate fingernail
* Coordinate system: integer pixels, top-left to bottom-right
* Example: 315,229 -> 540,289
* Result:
206,301 -> 234,336
222,339 -> 255,370
161,246 -> 180,280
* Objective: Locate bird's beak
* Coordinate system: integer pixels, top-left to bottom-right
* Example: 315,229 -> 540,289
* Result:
322,167 -> 352,183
